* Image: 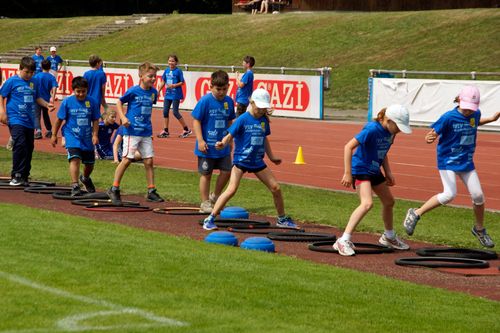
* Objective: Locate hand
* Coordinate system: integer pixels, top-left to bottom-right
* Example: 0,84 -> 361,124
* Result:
50,135 -> 58,147
385,173 -> 395,186
92,135 -> 99,145
121,117 -> 130,127
425,129 -> 437,144
270,156 -> 282,165
198,140 -> 208,153
0,112 -> 7,125
341,173 -> 352,188
112,159 -> 120,164
215,141 -> 225,150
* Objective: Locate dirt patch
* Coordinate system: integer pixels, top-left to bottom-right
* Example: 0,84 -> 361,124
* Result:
2,188 -> 499,301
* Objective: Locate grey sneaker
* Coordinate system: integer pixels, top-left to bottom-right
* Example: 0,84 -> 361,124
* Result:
107,187 -> 122,206
199,200 -> 213,213
209,192 -> 218,205
79,175 -> 95,193
71,185 -> 82,197
34,130 -> 43,140
333,239 -> 355,256
146,189 -> 164,202
379,234 -> 410,250
9,174 -> 23,186
472,227 -> 495,248
403,208 -> 420,236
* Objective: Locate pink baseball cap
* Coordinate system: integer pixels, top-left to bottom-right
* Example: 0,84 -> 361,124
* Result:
459,86 -> 480,111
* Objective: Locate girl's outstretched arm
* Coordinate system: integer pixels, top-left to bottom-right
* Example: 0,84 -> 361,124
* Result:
479,112 -> 500,126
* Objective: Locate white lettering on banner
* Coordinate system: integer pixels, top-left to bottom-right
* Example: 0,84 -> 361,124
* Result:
56,71 -> 73,95
255,80 -> 308,111
1,68 -> 18,80
105,74 -> 134,98
194,77 -> 236,100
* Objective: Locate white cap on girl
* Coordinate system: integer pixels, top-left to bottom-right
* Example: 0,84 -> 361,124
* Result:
386,104 -> 412,134
251,88 -> 271,108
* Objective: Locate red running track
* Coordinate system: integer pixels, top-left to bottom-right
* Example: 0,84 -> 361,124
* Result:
1,109 -> 500,211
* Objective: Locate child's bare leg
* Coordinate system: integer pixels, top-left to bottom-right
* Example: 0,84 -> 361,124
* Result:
143,157 -> 154,186
69,158 -> 81,184
473,204 -> 485,229
113,158 -> 132,185
82,163 -> 94,178
212,166 -> 244,216
344,181 -> 373,234
255,168 -> 285,216
372,183 -> 395,231
162,117 -> 169,130
200,173 -> 212,202
178,117 -> 188,129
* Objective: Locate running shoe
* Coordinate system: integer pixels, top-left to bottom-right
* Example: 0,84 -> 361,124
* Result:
472,227 -> 495,248
333,239 -> 355,256
403,208 -> 420,236
379,234 -> 410,250
199,200 -> 213,213
277,215 -> 298,229
179,129 -> 192,138
146,189 -> 164,202
107,187 -> 122,206
157,130 -> 169,138
79,175 -> 96,193
203,215 -> 218,231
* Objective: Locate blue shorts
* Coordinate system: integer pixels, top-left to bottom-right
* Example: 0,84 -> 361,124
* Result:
163,99 -> 182,119
67,148 -> 95,165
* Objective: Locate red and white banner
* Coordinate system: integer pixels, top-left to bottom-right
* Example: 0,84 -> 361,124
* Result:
1,64 -> 324,119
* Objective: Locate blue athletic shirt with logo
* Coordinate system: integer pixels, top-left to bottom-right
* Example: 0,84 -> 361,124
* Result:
162,67 -> 184,101
96,121 -> 119,156
0,75 -> 39,128
83,69 -> 107,104
33,72 -> 58,102
120,85 -> 158,137
48,55 -> 63,71
228,111 -> 270,169
431,107 -> 481,172
57,95 -> 100,151
351,121 -> 394,176
235,70 -> 254,105
191,92 -> 236,158
32,54 -> 44,74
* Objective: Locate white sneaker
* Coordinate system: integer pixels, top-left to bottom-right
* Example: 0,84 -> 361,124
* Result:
379,234 -> 410,250
199,200 -> 213,213
209,192 -> 218,205
6,136 -> 13,150
333,239 -> 355,256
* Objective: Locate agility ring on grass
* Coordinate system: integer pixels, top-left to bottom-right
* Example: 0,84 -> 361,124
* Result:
84,204 -> 152,212
395,257 -> 490,269
153,207 -> 209,215
308,241 -> 394,254
52,191 -> 110,200
267,231 -> 336,242
197,218 -> 270,228
415,247 -> 498,260
0,179 -> 56,187
24,186 -> 73,194
0,184 -> 44,190
228,226 -> 305,234
71,198 -> 141,207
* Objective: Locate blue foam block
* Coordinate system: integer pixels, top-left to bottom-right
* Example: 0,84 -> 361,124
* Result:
220,206 -> 249,219
240,237 -> 275,253
204,231 -> 238,247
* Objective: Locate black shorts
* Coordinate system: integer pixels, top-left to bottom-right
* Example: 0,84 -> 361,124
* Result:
67,148 -> 95,165
198,156 -> 232,175
235,164 -> 267,174
352,173 -> 386,189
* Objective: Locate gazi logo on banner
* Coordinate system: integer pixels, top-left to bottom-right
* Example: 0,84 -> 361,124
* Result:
56,71 -> 74,95
104,73 -> 134,98
194,77 -> 238,100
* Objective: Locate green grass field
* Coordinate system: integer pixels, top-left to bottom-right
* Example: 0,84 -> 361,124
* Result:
1,203 -> 499,332
1,10 -> 498,110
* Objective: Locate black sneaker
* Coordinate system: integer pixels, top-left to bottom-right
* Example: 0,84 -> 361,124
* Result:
79,175 -> 96,193
71,186 -> 82,197
107,187 -> 122,206
9,174 -> 23,186
472,227 -> 495,248
45,130 -> 52,138
34,130 -> 43,140
146,189 -> 164,202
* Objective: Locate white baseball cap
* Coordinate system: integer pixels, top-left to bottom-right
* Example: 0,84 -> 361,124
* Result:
50,46 -> 57,52
251,88 -> 271,109
385,104 -> 412,134
459,85 -> 480,111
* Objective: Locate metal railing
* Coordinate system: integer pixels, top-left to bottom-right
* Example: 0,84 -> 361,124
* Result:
65,59 -> 332,89
369,69 -> 500,80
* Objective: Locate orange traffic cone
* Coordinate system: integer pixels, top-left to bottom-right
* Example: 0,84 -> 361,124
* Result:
293,146 -> 306,164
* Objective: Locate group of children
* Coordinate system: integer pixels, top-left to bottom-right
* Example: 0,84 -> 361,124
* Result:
1,54 -> 498,254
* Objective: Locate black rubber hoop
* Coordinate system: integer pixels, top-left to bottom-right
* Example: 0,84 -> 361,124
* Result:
0,179 -> 56,187
267,231 -> 337,242
0,184 -> 42,190
308,241 -> 394,254
153,207 -> 209,215
228,227 -> 305,234
395,257 -> 490,269
71,199 -> 141,206
416,247 -> 498,260
52,191 -> 110,200
84,204 -> 152,212
197,218 -> 270,228
24,186 -> 73,194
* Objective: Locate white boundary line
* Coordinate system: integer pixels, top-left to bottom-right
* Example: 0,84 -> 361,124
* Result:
0,271 -> 188,332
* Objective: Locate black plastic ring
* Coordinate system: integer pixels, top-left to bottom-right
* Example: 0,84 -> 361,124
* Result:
268,232 -> 336,242
24,186 -> 73,194
395,257 -> 490,268
72,199 -> 141,206
416,247 -> 498,260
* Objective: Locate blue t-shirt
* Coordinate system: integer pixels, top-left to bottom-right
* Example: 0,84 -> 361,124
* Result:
351,121 -> 394,176
119,85 -> 158,137
162,67 -> 184,100
191,93 -> 236,158
228,111 -> 270,169
96,121 -> 119,157
48,55 -> 63,71
235,70 -> 254,105
0,75 -> 39,128
83,69 -> 107,104
57,95 -> 100,151
431,107 -> 481,172
32,54 -> 44,74
33,72 -> 58,102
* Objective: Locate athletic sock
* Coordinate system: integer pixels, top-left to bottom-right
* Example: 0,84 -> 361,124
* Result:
384,229 -> 395,239
183,126 -> 189,131
111,185 -> 120,191
340,233 -> 351,242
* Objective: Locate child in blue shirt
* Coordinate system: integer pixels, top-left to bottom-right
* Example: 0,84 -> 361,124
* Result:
404,86 -> 500,248
32,46 -> 44,74
202,88 -> 297,230
33,59 -> 58,139
95,109 -> 119,160
83,54 -> 108,112
107,62 -> 164,205
156,54 -> 191,138
0,56 -> 54,186
334,104 -> 412,256
235,55 -> 255,117
47,46 -> 63,76
51,76 -> 101,196
192,70 -> 236,213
